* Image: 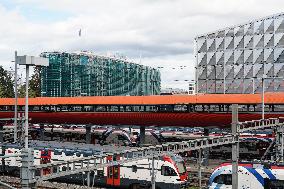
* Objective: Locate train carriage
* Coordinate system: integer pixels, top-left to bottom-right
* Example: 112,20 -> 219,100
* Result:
0,144 -> 189,189
208,163 -> 284,189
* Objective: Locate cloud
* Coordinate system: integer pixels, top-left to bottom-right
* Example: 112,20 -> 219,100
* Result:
1,0 -> 284,89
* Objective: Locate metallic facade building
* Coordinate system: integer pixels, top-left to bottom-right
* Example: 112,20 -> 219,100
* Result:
40,52 -> 161,97
195,13 -> 284,94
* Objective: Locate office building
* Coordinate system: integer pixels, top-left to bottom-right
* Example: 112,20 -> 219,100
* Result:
195,13 -> 284,93
40,52 -> 161,97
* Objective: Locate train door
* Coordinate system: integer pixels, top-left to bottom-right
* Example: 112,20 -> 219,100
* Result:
40,149 -> 51,175
106,155 -> 120,187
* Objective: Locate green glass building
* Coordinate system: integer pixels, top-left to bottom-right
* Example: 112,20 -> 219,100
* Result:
40,52 -> 161,97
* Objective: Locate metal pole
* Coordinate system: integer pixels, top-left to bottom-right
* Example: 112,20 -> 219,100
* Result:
232,104 -> 239,189
223,62 -> 226,94
21,148 -> 33,189
14,51 -> 18,142
214,65 -> 217,93
86,125 -> 91,144
252,78 -> 255,94
25,65 -> 29,149
87,171 -> 90,187
151,156 -> 155,189
262,77 -> 265,120
140,126 -> 145,145
194,39 -> 199,94
281,127 -> 284,162
198,149 -> 202,189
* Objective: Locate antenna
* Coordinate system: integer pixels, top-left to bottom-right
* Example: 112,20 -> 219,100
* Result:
139,51 -> 142,64
79,29 -> 82,37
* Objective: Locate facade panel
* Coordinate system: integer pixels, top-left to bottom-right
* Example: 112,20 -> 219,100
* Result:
195,13 -> 284,93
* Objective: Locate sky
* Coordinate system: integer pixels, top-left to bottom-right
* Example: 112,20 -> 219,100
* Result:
0,0 -> 284,90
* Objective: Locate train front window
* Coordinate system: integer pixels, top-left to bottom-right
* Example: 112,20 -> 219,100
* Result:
176,161 -> 186,174
161,166 -> 178,176
265,179 -> 284,189
213,174 -> 232,185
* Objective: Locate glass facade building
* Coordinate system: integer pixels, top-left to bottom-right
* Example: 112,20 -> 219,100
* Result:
195,13 -> 284,94
40,52 -> 161,97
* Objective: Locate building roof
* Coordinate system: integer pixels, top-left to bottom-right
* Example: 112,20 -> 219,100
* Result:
1,92 -> 284,106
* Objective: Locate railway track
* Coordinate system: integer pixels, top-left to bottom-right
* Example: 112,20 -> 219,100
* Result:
0,176 -> 105,189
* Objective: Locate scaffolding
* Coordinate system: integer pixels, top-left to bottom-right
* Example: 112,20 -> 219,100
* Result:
40,52 -> 161,97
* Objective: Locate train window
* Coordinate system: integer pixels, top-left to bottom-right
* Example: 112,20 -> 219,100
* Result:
108,167 -> 113,178
113,166 -> 119,179
97,170 -> 104,179
62,166 -> 67,171
213,174 -> 232,185
161,166 -> 177,176
265,179 -> 284,189
54,149 -> 63,155
132,165 -> 138,173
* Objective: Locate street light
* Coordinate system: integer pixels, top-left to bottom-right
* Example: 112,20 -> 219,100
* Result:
16,54 -> 49,149
251,77 -> 256,94
261,75 -> 266,120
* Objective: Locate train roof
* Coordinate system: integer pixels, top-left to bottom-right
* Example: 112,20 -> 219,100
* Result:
1,140 -> 132,154
217,162 -> 284,170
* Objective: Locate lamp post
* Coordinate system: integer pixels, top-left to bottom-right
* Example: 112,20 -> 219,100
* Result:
16,55 -> 49,149
223,60 -> 226,94
13,51 -> 18,143
261,75 -> 267,120
251,77 -> 256,94
16,54 -> 49,189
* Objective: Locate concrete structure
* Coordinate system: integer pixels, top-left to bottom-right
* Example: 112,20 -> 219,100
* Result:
40,52 -> 161,97
195,13 -> 284,94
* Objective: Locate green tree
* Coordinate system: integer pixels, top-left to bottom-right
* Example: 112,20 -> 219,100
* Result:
0,66 -> 14,98
18,84 -> 26,98
29,66 -> 41,97
17,66 -> 41,98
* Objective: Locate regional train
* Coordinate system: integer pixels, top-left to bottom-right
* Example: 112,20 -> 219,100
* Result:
0,144 -> 189,189
208,163 -> 284,189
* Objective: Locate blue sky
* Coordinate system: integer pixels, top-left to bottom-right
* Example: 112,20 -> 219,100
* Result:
1,0 -> 71,22
0,0 -> 284,89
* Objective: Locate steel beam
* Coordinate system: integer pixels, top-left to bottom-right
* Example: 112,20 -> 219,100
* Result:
86,125 -> 91,144
140,126 -> 145,145
231,104 -> 239,189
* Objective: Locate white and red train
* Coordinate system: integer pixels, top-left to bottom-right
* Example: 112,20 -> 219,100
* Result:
0,143 -> 189,189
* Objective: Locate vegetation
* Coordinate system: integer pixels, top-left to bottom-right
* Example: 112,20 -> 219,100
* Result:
29,66 -> 41,97
0,66 -> 14,98
18,66 -> 41,98
0,65 -> 40,98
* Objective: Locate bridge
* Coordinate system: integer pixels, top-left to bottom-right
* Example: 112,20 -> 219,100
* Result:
0,93 -> 284,127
